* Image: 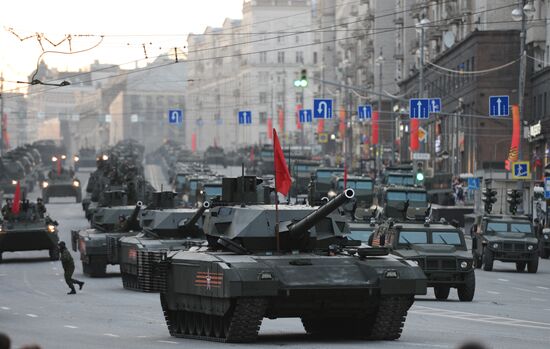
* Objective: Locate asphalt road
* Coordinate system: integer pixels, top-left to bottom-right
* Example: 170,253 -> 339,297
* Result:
1,172 -> 550,348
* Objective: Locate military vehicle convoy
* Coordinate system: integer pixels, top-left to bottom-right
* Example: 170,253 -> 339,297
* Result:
74,147 -> 97,170
370,219 -> 475,301
0,201 -> 59,262
157,177 -> 427,343
42,166 -> 82,203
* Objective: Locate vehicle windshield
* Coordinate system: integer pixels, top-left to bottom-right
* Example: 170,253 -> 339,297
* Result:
295,164 -> 316,173
317,170 -> 342,183
175,175 -> 187,187
486,221 -> 533,234
398,231 -> 428,244
510,223 -> 532,233
432,231 -> 462,245
204,186 -> 222,197
189,181 -> 199,191
348,228 -> 373,242
387,191 -> 427,206
260,151 -> 273,159
338,180 -> 373,190
387,175 -> 415,186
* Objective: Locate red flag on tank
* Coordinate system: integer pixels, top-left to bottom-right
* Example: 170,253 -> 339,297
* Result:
273,128 -> 292,196
12,181 -> 21,215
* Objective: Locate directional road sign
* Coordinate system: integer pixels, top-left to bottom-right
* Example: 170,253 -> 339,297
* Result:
489,95 -> 509,117
467,177 -> 480,190
429,98 -> 441,113
238,111 -> 252,125
299,109 -> 312,123
358,105 -> 372,120
313,99 -> 333,119
168,109 -> 183,124
511,161 -> 530,179
545,177 -> 550,199
409,98 -> 430,119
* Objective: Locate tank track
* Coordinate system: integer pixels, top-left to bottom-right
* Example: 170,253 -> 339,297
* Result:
160,296 -> 267,343
121,272 -> 140,291
367,295 -> 413,340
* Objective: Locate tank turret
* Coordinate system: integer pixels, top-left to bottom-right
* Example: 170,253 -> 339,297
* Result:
180,201 -> 210,236
148,191 -> 177,210
99,189 -> 128,207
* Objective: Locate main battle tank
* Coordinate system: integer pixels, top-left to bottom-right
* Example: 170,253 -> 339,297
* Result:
72,190 -> 143,276
119,191 -> 208,292
158,177 -> 427,343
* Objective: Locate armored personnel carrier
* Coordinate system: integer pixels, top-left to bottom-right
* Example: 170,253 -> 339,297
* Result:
42,166 -> 82,203
0,201 -> 59,262
374,186 -> 429,221
158,177 -> 427,342
370,219 -> 475,301
72,190 -> 142,276
74,147 -> 97,170
119,192 -> 208,292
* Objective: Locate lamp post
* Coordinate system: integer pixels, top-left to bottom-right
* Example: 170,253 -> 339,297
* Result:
416,18 -> 431,99
375,51 -> 384,174
512,0 -> 535,161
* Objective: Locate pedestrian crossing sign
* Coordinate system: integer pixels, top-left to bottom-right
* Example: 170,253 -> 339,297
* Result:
511,161 -> 530,180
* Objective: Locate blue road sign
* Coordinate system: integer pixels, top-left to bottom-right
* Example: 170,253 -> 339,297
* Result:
429,98 -> 442,113
168,109 -> 183,124
409,98 -> 430,119
467,177 -> 480,190
512,161 -> 529,179
299,109 -> 312,123
358,105 -> 372,120
545,177 -> 550,199
313,99 -> 333,119
489,95 -> 509,116
238,111 -> 252,125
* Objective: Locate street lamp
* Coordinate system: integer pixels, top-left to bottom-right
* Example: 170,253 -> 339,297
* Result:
375,51 -> 384,171
415,18 -> 431,99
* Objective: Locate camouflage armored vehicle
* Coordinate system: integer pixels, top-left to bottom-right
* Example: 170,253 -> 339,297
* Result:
370,219 -> 475,301
42,166 -> 82,203
204,146 -> 226,167
309,167 -> 345,203
540,228 -> 550,258
375,186 -> 429,221
158,177 -> 427,342
290,159 -> 320,195
72,190 -> 142,276
119,193 -> 208,292
471,214 -> 539,272
0,201 -> 59,262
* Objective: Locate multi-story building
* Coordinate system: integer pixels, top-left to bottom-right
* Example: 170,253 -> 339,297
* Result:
186,0 -> 314,151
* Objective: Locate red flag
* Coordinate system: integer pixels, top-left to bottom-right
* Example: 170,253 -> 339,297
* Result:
317,119 -> 325,133
191,133 -> 197,153
250,146 -> 255,162
372,111 -> 379,145
267,118 -> 273,139
273,128 -> 292,196
278,108 -> 285,133
410,119 -> 419,151
295,104 -> 302,130
343,164 -> 348,189
12,181 -> 21,215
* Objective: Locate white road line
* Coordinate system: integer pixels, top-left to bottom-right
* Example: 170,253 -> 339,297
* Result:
487,291 -> 500,294
537,286 -> 550,290
531,298 -> 547,302
157,341 -> 178,345
498,278 -> 509,282
511,287 -> 544,294
1,307 -> 10,310
26,314 -> 38,318
64,325 -> 78,329
137,336 -> 149,338
401,343 -> 450,348
103,333 -> 120,338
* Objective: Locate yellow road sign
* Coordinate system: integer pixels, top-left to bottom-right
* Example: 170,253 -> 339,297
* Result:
318,132 -> 328,144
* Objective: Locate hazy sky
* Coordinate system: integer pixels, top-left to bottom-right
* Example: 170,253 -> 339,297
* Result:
0,0 -> 244,91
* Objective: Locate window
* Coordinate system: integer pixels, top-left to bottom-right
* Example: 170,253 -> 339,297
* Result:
295,92 -> 302,104
259,111 -> 267,124
432,231 -> 462,245
296,51 -> 304,64
277,92 -> 284,104
348,228 -> 374,242
277,32 -> 284,44
399,231 -> 428,244
510,223 -> 532,233
259,51 -> 267,64
277,51 -> 285,64
295,35 -> 299,43
313,52 -> 318,64
259,92 -> 267,104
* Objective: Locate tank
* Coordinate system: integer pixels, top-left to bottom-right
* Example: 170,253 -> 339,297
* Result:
42,166 -> 82,203
0,201 -> 59,263
74,147 -> 97,170
119,192 -> 208,292
158,178 -> 427,342
73,197 -> 143,277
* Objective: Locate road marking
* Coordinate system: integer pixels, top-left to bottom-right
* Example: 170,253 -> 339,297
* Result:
0,274 -> 7,277
64,325 -> 78,329
157,341 -> 178,345
26,314 -> 38,318
537,286 -> 549,290
498,278 -> 509,282
400,343 -> 450,348
487,291 -> 500,295
103,333 -> 120,338
511,287 -> 544,294
412,305 -> 550,330
1,307 -> 10,310
137,336 -> 149,338
531,298 -> 547,302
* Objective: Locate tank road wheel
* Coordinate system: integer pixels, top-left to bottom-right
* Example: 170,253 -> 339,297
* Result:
212,315 -> 224,338
457,271 -> 476,302
434,286 -> 450,301
186,312 -> 197,335
223,298 -> 267,343
473,251 -> 483,269
515,262 -> 526,272
195,313 -> 205,336
368,296 -> 412,340
49,247 -> 60,261
160,294 -> 177,336
527,257 -> 539,274
176,311 -> 186,335
202,314 -> 213,337
482,248 -> 494,271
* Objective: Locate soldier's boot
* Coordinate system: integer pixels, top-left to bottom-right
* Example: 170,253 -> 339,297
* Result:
67,288 -> 76,295
78,281 -> 85,290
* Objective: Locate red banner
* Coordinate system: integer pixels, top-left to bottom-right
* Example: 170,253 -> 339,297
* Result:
267,118 -> 273,139
295,104 -> 302,130
191,133 -> 197,153
317,119 -> 324,133
410,119 -> 419,151
505,105 -> 520,171
278,108 -> 284,134
273,129 -> 292,196
372,111 -> 379,145
12,181 -> 21,215
339,107 -> 346,139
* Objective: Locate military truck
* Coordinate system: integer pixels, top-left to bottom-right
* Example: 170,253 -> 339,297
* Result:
290,159 -> 320,195
157,177 -> 427,342
540,228 -> 550,258
369,219 -> 475,301
119,193 -> 207,292
375,185 -> 429,221
0,202 -> 59,262
72,191 -> 142,276
471,214 -> 539,272
42,167 -> 82,203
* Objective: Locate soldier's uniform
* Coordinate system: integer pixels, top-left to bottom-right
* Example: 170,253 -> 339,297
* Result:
59,242 -> 84,294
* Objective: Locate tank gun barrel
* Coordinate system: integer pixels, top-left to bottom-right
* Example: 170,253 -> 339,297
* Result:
183,201 -> 210,229
289,189 -> 354,235
127,201 -> 143,226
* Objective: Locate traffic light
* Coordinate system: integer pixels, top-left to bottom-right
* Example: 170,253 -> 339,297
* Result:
415,161 -> 424,185
294,69 -> 308,88
482,187 -> 497,214
506,189 -> 523,215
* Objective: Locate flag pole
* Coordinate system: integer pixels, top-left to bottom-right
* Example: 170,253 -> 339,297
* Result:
273,129 -> 280,253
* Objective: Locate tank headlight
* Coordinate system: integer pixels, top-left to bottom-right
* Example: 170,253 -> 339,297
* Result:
74,156 -> 80,162
42,181 -> 49,188
11,180 -> 17,185
384,270 -> 399,278
73,180 -> 80,187
492,243 -> 499,249
47,224 -> 56,233
102,154 -> 109,161
527,245 -> 534,251
327,190 -> 337,198
52,156 -> 58,162
61,155 -> 67,160
460,261 -> 469,269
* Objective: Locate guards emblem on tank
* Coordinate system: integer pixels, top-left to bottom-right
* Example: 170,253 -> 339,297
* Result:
194,270 -> 223,290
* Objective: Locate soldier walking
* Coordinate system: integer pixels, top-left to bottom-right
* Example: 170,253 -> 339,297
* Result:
58,241 -> 84,294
